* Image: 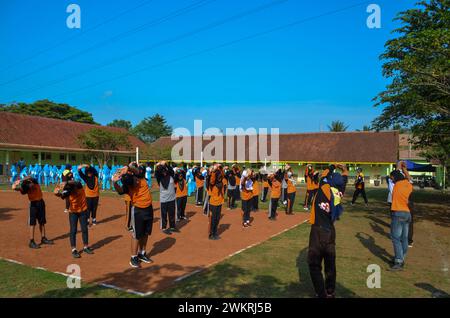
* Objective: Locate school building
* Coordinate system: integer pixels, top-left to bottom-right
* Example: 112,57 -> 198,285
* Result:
149,131 -> 401,185
0,112 -> 145,179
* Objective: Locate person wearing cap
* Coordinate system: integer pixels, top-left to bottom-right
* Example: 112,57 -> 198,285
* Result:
308,164 -> 348,298
388,161 -> 414,271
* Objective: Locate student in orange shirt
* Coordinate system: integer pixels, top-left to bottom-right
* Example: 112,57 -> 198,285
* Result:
261,174 -> 269,202
286,170 -> 297,215
54,180 -> 93,258
194,166 -> 205,205
174,168 -> 188,221
78,164 -> 100,226
351,168 -> 368,205
304,164 -> 316,210
388,161 -> 413,271
113,163 -> 154,268
268,170 -> 282,220
208,164 -> 225,240
12,177 -> 54,249
240,169 -> 254,227
251,173 -> 260,211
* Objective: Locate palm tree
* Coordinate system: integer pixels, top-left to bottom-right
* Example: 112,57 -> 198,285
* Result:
328,120 -> 349,132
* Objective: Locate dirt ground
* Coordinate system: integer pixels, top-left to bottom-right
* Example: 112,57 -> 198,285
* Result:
0,191 -> 308,294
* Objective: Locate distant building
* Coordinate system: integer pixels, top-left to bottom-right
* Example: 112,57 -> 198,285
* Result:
0,112 -> 145,178
150,131 -> 400,185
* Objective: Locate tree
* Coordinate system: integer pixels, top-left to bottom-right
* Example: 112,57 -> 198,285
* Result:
0,99 -> 96,123
372,0 -> 450,183
328,120 -> 349,132
107,119 -> 132,131
78,128 -> 131,167
132,114 -> 172,143
143,144 -> 173,161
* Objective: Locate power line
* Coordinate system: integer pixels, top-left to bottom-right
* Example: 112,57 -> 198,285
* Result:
6,0 -> 287,98
47,1 -> 372,101
0,0 -> 217,87
0,0 -> 156,73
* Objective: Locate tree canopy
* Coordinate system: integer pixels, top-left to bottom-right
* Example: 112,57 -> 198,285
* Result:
78,128 -> 131,166
0,99 -> 96,124
372,0 -> 450,168
132,113 -> 172,143
328,120 -> 349,132
107,119 -> 132,130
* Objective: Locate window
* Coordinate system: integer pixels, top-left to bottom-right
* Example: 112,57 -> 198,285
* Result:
32,153 -> 38,160
70,154 -> 76,162
59,154 -> 65,160
44,153 -> 52,160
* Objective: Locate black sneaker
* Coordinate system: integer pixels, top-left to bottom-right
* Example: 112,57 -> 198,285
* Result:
213,235 -> 221,240
169,227 -> 180,233
83,247 -> 94,254
41,237 -> 54,245
92,219 -> 97,226
129,256 -> 141,268
162,228 -> 172,235
128,226 -> 134,232
388,263 -> 404,271
72,249 -> 81,258
138,253 -> 153,264
29,240 -> 40,249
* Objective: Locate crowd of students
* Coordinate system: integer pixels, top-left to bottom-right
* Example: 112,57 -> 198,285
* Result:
11,160 -> 414,297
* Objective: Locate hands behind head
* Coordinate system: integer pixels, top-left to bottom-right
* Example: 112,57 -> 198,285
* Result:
113,166 -> 128,182
11,179 -> 21,191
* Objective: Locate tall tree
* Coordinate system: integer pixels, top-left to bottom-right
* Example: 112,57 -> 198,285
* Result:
133,114 -> 172,143
372,0 -> 450,178
107,119 -> 132,131
78,128 -> 131,166
328,120 -> 349,132
0,99 -> 96,124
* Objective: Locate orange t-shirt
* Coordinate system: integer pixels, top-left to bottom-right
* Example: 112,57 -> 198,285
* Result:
129,178 -> 152,209
209,172 -> 224,206
287,179 -> 296,194
175,180 -> 188,198
252,181 -> 260,197
240,179 -> 253,201
263,180 -> 269,188
85,176 -> 100,198
27,183 -> 43,202
391,179 -> 413,212
270,179 -> 281,199
69,187 -> 88,213
195,175 -> 204,188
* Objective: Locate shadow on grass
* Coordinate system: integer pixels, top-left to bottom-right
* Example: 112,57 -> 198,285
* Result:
355,232 -> 392,265
415,283 -> 450,298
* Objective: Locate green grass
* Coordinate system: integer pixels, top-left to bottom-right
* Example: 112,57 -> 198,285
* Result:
0,187 -> 449,298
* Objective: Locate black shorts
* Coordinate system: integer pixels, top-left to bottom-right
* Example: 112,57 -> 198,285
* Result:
29,199 -> 46,226
131,205 -> 154,240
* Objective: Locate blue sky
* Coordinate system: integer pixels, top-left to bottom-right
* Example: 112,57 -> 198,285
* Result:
0,0 -> 417,132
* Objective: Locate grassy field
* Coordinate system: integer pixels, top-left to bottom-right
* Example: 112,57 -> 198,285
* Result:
0,186 -> 449,298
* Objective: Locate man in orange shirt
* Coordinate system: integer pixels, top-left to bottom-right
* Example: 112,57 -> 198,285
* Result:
240,169 -> 254,227
78,164 -> 100,226
54,180 -> 93,258
389,161 -> 413,271
286,171 -> 297,215
113,163 -> 154,268
304,164 -> 316,210
268,170 -> 282,220
208,164 -> 225,240
13,177 -> 54,249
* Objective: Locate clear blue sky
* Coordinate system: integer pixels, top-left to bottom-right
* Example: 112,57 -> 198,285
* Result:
0,0 -> 416,132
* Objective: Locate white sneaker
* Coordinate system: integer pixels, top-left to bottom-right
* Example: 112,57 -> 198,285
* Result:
64,209 -> 69,213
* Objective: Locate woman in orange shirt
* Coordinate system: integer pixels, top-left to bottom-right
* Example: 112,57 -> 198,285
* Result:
208,164 -> 225,240
78,164 -> 100,226
174,168 -> 188,221
240,169 -> 254,227
55,180 -> 93,259
251,173 -> 260,211
286,171 -> 297,215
